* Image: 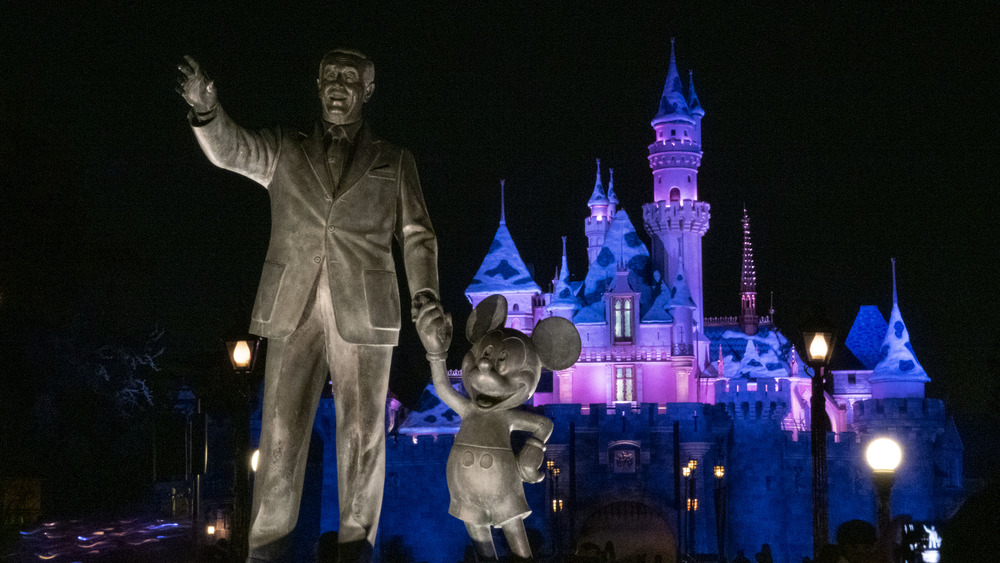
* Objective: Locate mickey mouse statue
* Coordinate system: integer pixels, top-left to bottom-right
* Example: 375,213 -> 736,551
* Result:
415,294 -> 581,561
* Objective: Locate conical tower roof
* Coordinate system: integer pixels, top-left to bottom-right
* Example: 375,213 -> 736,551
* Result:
687,69 -> 705,118
587,158 -> 609,207
607,168 -> 619,205
871,260 -> 930,383
466,182 -> 541,296
652,38 -> 693,125
641,271 -> 673,323
548,236 -> 581,313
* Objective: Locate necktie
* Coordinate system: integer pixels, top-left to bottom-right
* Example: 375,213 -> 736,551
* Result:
326,126 -> 349,197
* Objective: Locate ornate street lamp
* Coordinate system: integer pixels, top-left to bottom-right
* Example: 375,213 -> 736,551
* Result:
714,463 -> 726,562
800,309 -> 837,559
226,337 -> 261,563
865,437 -> 902,538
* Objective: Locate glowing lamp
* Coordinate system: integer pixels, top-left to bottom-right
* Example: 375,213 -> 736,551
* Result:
206,525 -> 216,535
682,466 -> 691,477
714,465 -> 725,479
688,459 -> 697,471
866,438 -> 902,473
251,449 -> 260,472
226,337 -> 261,373
799,307 -> 837,367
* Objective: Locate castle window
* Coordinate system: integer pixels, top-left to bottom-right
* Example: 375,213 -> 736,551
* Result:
615,365 -> 635,402
684,130 -> 688,136
512,303 -> 519,312
687,175 -> 691,183
613,298 -> 633,344
671,129 -> 676,136
669,188 -> 681,203
848,373 -> 857,385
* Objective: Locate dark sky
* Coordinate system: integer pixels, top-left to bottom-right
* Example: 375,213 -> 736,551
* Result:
2,3 -> 998,472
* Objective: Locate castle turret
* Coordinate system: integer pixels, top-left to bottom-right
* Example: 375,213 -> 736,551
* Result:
547,236 -> 581,320
607,168 -> 619,217
740,208 -> 759,335
642,39 -> 710,334
586,159 -> 612,263
869,259 -> 930,399
465,180 -> 541,333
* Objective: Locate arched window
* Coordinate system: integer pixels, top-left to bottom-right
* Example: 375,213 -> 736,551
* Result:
669,188 -> 681,203
512,303 -> 519,312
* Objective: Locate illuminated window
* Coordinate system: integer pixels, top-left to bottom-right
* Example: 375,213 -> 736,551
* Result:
613,298 -> 633,344
615,365 -> 635,402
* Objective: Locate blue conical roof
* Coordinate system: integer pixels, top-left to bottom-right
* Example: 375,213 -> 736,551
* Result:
687,69 -> 704,118
870,263 -> 930,383
466,222 -> 541,295
587,158 -> 608,207
607,168 -> 619,205
548,237 -> 581,313
669,262 -> 696,309
652,39 -> 693,125
641,272 -> 674,323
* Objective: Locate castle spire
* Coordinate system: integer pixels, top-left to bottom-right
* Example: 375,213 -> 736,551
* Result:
740,207 -> 759,335
870,260 -> 930,398
717,344 -> 725,378
687,69 -> 704,117
607,168 -> 619,205
891,257 -> 898,305
500,179 -> 506,225
548,235 -> 580,318
652,38 -> 693,126
587,159 -> 608,208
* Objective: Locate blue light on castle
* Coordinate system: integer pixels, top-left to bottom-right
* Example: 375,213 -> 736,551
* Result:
294,41 -> 965,562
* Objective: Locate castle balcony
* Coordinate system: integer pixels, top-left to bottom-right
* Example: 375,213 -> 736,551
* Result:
647,138 -> 702,155
642,199 -> 711,235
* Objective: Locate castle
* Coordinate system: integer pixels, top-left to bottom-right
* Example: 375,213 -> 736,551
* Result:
301,42 -> 966,562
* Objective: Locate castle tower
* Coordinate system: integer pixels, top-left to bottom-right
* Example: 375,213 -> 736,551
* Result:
869,259 -> 931,399
740,208 -> 759,335
607,168 -> 619,217
547,236 -> 581,320
586,159 -> 612,263
465,180 -> 541,333
642,39 -> 710,334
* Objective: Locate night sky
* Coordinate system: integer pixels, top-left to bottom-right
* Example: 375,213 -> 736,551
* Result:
2,3 -> 998,477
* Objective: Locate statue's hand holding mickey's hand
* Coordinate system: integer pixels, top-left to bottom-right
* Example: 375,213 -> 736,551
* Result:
177,56 -> 218,115
414,292 -> 452,358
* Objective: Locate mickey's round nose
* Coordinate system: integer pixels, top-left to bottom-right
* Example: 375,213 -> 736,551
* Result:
478,357 -> 492,371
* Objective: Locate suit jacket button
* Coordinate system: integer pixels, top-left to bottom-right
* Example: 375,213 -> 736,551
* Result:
313,256 -> 322,263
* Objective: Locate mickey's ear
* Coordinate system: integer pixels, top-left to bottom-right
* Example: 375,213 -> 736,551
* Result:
532,316 -> 581,371
466,294 -> 508,343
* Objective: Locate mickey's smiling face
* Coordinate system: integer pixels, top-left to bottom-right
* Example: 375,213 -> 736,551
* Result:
462,328 -> 542,412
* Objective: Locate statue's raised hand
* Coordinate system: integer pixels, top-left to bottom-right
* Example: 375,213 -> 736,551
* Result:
177,56 -> 218,114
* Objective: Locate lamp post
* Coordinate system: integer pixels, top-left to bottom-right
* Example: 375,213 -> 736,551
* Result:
865,437 -> 902,538
684,459 -> 698,557
800,313 -> 837,559
714,464 -> 726,562
226,337 -> 261,563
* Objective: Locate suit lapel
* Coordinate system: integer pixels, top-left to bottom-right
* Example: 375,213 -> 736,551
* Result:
299,123 -> 333,195
338,124 -> 381,197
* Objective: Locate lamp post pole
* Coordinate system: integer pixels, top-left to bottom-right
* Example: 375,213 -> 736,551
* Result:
714,464 -> 726,563
227,338 -> 260,563
800,313 -> 837,560
811,365 -> 828,555
865,437 -> 902,539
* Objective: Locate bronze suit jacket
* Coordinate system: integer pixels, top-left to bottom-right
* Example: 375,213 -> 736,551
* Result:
191,108 -> 439,345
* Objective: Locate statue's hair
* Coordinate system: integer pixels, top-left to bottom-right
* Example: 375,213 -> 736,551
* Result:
319,48 -> 375,86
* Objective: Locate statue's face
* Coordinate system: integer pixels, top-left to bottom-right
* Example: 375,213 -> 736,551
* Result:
461,329 -> 541,412
317,53 -> 374,125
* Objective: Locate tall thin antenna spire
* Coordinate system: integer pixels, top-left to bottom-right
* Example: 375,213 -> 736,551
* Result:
891,257 -> 898,305
500,179 -> 506,225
